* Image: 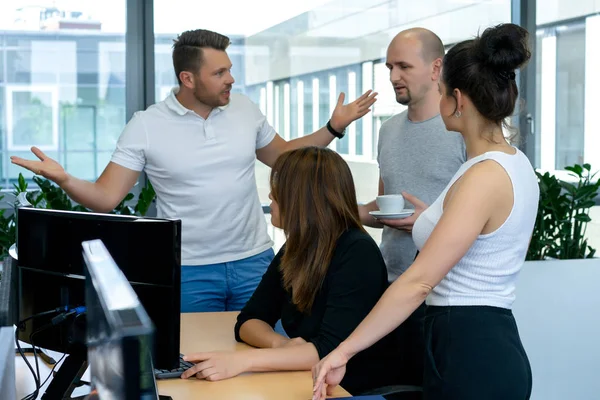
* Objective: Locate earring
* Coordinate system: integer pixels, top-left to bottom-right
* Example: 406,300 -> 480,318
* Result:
454,110 -> 462,118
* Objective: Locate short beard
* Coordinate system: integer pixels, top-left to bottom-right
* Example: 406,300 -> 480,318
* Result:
193,85 -> 225,108
395,89 -> 411,106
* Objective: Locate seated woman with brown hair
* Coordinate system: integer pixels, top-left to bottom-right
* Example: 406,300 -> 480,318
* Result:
180,146 -> 409,394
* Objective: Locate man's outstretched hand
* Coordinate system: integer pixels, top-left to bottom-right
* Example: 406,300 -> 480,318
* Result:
329,90 -> 378,132
11,146 -> 69,185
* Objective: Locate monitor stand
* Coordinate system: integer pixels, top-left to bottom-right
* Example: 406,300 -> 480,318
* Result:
41,345 -> 87,400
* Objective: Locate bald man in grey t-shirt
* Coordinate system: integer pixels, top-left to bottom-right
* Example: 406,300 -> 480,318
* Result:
359,28 -> 465,386
376,111 -> 464,280
359,28 -> 466,281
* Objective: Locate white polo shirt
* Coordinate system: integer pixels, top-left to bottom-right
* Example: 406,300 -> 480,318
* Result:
110,90 -> 276,265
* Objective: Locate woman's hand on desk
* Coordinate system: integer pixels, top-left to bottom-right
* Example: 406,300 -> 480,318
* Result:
311,347 -> 350,400
182,341 -> 320,381
181,352 -> 249,381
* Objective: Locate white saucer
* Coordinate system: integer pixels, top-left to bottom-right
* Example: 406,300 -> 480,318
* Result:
369,210 -> 415,220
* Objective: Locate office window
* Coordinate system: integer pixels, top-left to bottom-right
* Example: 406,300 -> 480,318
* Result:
275,84 -> 282,133
0,1 -> 127,185
0,50 -> 4,84
319,74 -> 330,131
555,24 -> 585,169
302,78 -> 312,135
535,0 -> 600,252
8,89 -> 56,150
335,71 -> 349,155
312,78 -> 319,135
536,24 -> 586,171
360,61 -> 374,158
290,78 -> 299,139
328,74 -> 338,153
535,1 -> 600,171
283,82 -> 291,140
152,0 -> 512,248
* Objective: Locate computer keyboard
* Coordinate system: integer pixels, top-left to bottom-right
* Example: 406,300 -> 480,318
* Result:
154,354 -> 195,379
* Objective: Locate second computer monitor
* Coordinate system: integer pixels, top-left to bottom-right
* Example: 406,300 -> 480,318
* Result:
83,239 -> 159,400
17,207 -> 182,370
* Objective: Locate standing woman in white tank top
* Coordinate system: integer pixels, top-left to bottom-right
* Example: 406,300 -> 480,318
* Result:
312,23 -> 538,400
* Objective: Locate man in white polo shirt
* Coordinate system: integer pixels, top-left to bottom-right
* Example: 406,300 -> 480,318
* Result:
11,29 -> 377,313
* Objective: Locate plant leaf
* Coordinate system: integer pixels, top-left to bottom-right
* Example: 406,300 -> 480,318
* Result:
573,214 -> 592,223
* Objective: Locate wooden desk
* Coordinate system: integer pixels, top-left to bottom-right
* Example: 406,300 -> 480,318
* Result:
157,312 -> 351,399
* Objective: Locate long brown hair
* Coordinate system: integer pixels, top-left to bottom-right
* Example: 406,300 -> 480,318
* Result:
270,146 -> 366,313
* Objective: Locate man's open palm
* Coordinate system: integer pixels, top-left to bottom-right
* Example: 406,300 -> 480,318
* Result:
11,146 -> 68,185
330,90 -> 378,132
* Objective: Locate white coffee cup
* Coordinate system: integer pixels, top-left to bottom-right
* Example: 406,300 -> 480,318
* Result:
376,194 -> 405,213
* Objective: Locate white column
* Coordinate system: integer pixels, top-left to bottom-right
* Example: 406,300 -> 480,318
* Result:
540,35 -> 557,172
362,61 -> 374,159
266,81 -> 274,126
585,15 -> 600,170
329,75 -> 337,151
259,87 -> 266,115
312,78 -> 319,132
297,80 -> 304,137
348,71 -> 357,156
283,83 -> 291,140
274,84 -> 280,133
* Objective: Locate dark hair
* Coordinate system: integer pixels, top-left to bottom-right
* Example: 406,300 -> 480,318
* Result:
442,23 -> 531,126
172,29 -> 230,85
270,147 -> 365,313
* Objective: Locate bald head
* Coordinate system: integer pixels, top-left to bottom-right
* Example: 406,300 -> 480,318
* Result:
390,28 -> 445,62
386,28 -> 444,107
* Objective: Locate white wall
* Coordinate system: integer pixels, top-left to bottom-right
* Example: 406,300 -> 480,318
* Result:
587,206 -> 600,252
513,259 -> 600,400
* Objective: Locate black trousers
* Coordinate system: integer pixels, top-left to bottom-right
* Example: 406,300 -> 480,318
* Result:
396,301 -> 426,386
393,251 -> 425,386
423,305 -> 532,400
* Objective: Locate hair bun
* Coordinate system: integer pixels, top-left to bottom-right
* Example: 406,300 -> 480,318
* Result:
475,23 -> 531,72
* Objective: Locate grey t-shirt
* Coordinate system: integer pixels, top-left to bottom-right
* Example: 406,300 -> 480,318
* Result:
377,111 -> 466,281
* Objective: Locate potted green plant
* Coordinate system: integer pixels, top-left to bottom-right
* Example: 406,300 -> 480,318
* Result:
0,174 -> 156,261
514,163 -> 600,400
526,163 -> 599,261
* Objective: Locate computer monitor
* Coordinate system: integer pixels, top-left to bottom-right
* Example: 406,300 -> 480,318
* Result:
15,207 -> 181,397
83,239 -> 158,400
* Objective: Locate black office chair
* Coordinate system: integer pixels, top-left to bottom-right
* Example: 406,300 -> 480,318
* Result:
361,384 -> 423,400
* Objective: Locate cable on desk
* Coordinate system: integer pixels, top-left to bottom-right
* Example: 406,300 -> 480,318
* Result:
16,330 -> 39,400
28,325 -> 57,399
16,306 -> 86,400
39,354 -> 67,388
15,309 -> 63,400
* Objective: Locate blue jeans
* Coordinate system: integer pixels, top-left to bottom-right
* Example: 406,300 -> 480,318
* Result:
180,248 -> 274,313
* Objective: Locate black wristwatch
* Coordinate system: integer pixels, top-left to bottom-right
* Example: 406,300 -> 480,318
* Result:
326,120 -> 345,139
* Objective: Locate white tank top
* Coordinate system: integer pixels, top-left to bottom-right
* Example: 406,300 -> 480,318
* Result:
412,148 -> 539,309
